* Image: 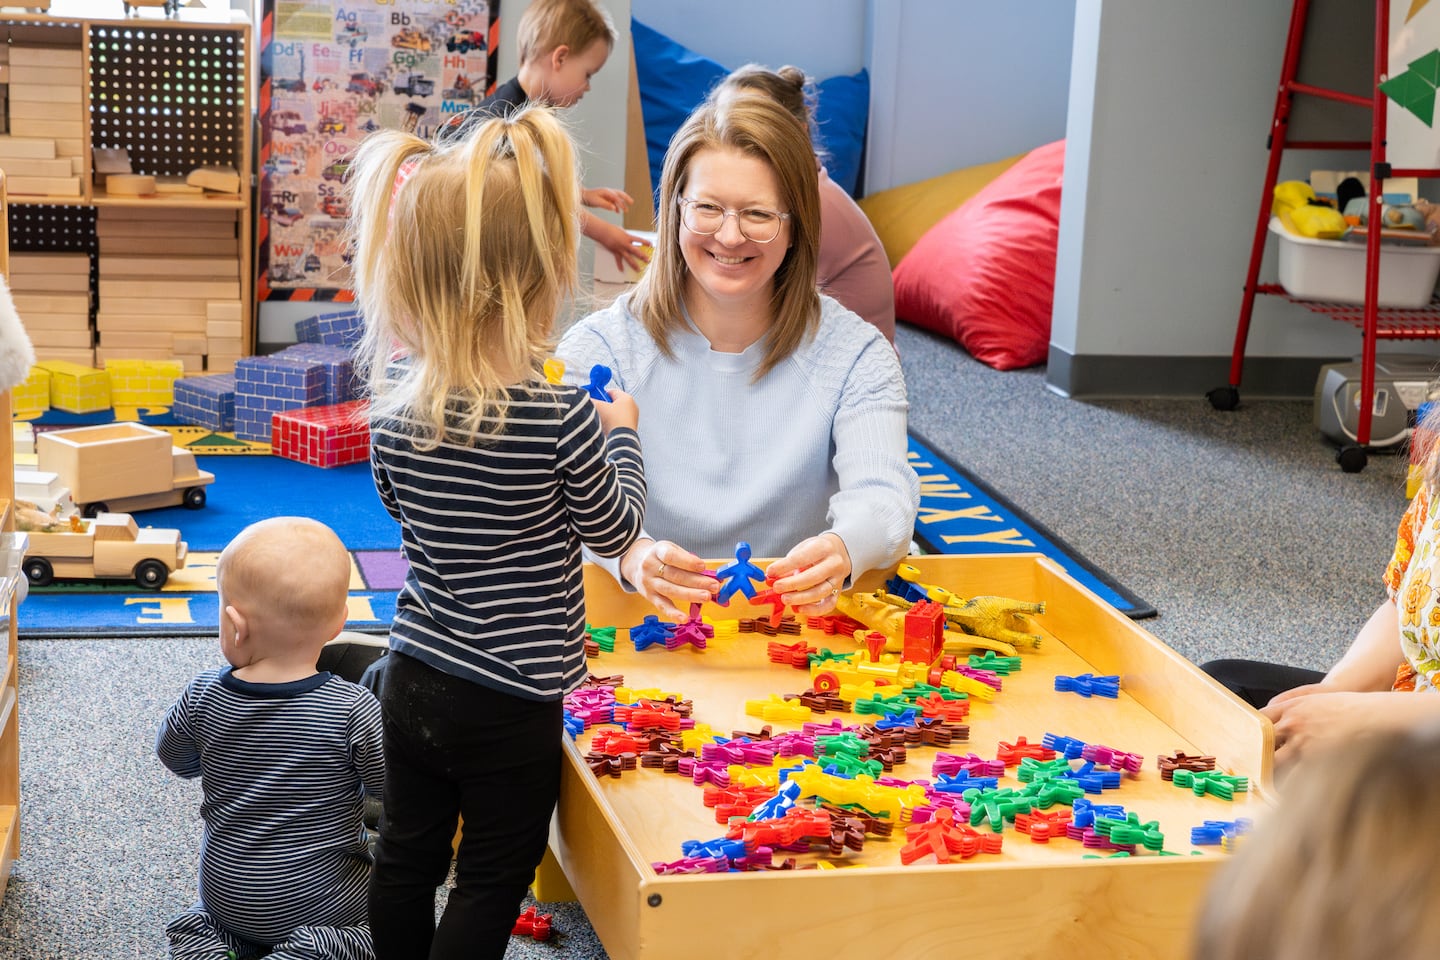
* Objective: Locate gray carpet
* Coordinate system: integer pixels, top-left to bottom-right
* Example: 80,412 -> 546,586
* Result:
0,323 -> 1410,956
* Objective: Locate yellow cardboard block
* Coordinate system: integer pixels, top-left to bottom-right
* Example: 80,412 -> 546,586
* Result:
103,358 -> 185,407
36,359 -> 111,414
12,365 -> 51,414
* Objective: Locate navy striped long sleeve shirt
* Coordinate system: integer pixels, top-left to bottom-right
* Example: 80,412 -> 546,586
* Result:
369,383 -> 646,700
156,668 -> 384,944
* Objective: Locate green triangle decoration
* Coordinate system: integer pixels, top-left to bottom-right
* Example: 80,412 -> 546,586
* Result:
184,433 -> 252,449
1381,49 -> 1440,127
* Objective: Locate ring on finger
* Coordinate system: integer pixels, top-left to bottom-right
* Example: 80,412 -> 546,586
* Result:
825,576 -> 839,597
657,560 -> 668,578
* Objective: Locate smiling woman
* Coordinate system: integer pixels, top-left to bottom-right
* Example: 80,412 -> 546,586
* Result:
558,94 -> 919,621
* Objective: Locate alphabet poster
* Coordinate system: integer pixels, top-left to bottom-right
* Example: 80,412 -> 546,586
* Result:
256,0 -> 498,301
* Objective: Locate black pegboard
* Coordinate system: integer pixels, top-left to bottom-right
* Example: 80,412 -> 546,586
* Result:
89,24 -> 247,177
6,205 -> 99,320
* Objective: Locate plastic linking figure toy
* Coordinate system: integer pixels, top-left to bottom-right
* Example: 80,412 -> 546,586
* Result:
583,363 -> 613,401
716,542 -> 767,605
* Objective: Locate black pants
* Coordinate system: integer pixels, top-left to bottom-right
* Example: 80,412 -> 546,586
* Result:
1200,658 -> 1326,710
368,651 -> 563,960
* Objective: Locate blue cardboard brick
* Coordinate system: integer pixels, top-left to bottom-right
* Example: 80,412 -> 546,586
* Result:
295,310 -> 363,348
172,373 -> 237,432
277,343 -> 358,405
233,355 -> 327,442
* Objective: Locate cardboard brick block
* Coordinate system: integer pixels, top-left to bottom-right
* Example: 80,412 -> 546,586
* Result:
12,366 -> 50,414
232,354 -> 326,443
36,359 -> 110,413
172,373 -> 236,432
295,309 -> 363,348
275,342 -> 358,405
104,358 -> 185,408
271,400 -> 370,468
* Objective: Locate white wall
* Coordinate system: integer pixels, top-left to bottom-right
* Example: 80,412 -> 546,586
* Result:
865,0 -> 1073,194
1052,0 -> 1378,376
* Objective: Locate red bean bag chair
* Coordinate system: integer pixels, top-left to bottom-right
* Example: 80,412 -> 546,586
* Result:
893,139 -> 1065,370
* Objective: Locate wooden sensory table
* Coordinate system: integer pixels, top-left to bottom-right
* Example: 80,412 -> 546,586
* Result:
553,554 -> 1273,960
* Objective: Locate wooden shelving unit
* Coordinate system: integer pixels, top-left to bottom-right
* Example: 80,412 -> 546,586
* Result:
0,8 -> 253,370
0,170 -> 22,903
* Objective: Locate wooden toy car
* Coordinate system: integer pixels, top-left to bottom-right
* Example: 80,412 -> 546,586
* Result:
22,512 -> 187,590
35,423 -> 215,517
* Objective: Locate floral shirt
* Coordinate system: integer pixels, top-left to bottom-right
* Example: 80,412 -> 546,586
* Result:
1383,484 -> 1440,691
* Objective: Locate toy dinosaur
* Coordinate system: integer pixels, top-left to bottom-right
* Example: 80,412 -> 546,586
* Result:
895,563 -> 1045,649
836,590 -> 1019,658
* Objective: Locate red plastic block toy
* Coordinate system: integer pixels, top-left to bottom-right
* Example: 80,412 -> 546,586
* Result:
271,399 -> 370,468
512,906 -> 553,941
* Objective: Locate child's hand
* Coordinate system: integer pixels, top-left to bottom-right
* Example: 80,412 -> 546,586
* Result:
592,387 -> 638,433
584,216 -> 652,273
583,187 -> 634,214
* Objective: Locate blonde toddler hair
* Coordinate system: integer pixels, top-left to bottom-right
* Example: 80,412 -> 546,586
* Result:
1194,723 -> 1440,960
345,106 -> 581,449
517,0 -> 615,66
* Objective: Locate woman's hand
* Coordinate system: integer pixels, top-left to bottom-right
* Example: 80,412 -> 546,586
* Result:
765,533 -> 852,617
1262,688 -> 1440,775
620,538 -> 717,619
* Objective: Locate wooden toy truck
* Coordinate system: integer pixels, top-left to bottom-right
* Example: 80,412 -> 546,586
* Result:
35,423 -> 214,516
22,513 -> 187,590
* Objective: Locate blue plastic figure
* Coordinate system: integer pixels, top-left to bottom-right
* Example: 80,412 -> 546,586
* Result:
584,364 -> 613,401
715,541 -> 766,605
629,614 -> 673,651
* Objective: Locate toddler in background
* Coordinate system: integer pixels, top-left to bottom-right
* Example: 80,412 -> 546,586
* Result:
158,516 -> 383,960
345,104 -> 646,958
1194,723 -> 1440,960
439,0 -> 649,274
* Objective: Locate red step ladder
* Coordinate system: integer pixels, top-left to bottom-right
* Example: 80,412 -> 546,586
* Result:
1210,0 -> 1440,472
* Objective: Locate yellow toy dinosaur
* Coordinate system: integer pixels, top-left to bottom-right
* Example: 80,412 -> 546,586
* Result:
836,590 -> 1020,658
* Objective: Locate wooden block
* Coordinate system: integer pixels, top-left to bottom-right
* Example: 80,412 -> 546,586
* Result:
101,297 -> 209,317
97,313 -> 207,333
95,219 -> 236,239
8,272 -> 90,293
69,156 -> 83,176
185,164 -> 240,193
7,176 -> 81,197
54,139 -> 84,159
0,157 -> 77,178
172,354 -> 205,372
6,64 -> 82,87
205,301 -> 242,322
94,345 -> 175,365
7,100 -> 83,122
153,176 -> 204,195
101,280 -> 239,300
102,257 -> 237,279
13,294 -> 90,315
104,174 -> 157,196
205,319 -> 242,338
97,331 -> 176,349
205,355 -> 239,374
206,337 -> 243,355
100,206 -> 238,222
171,335 -> 208,354
7,84 -> 82,105
9,119 -> 84,140
91,146 -> 130,175
11,253 -> 89,274
99,237 -> 240,257
0,137 -> 56,160
34,347 -> 96,366
19,312 -> 89,331
10,47 -> 82,70
26,329 -> 93,349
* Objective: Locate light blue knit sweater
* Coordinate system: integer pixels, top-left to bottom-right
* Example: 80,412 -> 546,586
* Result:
557,293 -> 919,580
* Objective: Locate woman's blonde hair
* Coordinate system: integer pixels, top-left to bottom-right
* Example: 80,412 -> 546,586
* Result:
631,94 -> 821,380
345,106 -> 580,448
1194,724 -> 1440,960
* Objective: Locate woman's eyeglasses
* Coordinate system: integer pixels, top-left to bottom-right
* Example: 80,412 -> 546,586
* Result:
678,196 -> 791,244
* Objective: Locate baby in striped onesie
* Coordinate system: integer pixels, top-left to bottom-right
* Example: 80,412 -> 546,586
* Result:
157,517 -> 384,960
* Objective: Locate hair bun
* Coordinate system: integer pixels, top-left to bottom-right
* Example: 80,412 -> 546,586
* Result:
777,65 -> 806,89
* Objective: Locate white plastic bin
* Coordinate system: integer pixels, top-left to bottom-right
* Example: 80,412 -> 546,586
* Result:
1269,217 -> 1440,308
